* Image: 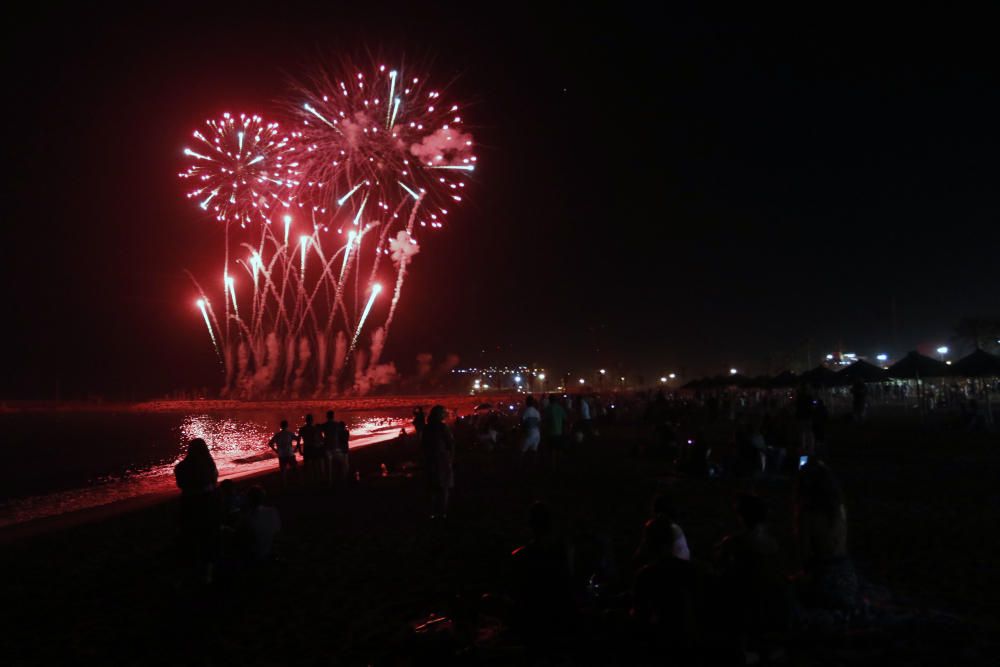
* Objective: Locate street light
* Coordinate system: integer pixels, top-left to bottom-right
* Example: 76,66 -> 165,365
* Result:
936,346 -> 948,361
599,368 -> 606,375
537,373 -> 546,381
578,378 -> 585,385
669,373 -> 676,379
876,354 -> 888,362
729,368 -> 738,375
660,376 -> 667,383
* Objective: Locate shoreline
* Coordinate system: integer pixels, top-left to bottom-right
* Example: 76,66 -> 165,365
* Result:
0,426 -> 418,544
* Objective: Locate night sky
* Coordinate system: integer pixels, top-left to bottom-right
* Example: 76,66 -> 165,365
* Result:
3,5 -> 999,399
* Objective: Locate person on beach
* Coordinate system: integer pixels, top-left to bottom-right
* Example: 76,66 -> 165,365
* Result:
520,395 -> 542,467
794,461 -> 858,613
320,410 -> 350,483
509,502 -> 575,655
174,437 -> 220,584
634,492 -> 690,568
235,485 -> 281,564
421,405 -> 454,519
298,414 -> 323,484
714,494 -> 791,660
268,420 -> 300,487
412,406 -> 426,440
631,516 -> 698,654
542,394 -> 568,469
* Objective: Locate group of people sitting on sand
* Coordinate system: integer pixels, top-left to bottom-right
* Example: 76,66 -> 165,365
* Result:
502,458 -> 858,663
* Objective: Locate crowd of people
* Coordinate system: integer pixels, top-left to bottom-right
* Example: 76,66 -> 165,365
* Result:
170,387 -> 891,662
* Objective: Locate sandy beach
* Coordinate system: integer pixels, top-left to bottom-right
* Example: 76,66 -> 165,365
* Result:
2,408 -> 999,665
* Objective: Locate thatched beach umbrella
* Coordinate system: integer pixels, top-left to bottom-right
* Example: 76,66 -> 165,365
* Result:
953,348 -> 1000,377
799,365 -> 840,388
837,359 -> 889,384
887,351 -> 952,379
769,370 -> 799,388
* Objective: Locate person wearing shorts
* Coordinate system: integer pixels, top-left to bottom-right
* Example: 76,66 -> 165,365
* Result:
268,420 -> 300,487
521,396 -> 542,465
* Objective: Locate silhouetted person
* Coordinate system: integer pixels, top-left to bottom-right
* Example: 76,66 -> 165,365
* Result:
412,406 -> 426,439
634,493 -> 690,569
267,420 -> 300,487
714,494 -> 791,660
542,394 -> 568,469
320,410 -> 349,483
421,405 -> 454,518
235,485 -> 281,564
509,502 -> 574,655
631,517 -> 697,654
174,438 -> 220,583
795,388 -> 815,455
520,395 -> 541,466
795,461 -> 858,613
851,380 -> 868,422
298,414 -> 322,483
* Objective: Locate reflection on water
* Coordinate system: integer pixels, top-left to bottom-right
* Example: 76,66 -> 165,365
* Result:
0,411 -> 409,528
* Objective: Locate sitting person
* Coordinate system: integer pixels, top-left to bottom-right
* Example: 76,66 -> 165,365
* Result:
235,486 -> 282,564
508,502 -> 574,654
631,517 -> 698,645
794,460 -> 859,613
634,492 -> 690,568
714,494 -> 791,657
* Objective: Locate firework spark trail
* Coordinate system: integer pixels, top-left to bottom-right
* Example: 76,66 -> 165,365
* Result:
197,299 -> 221,360
350,283 -> 382,353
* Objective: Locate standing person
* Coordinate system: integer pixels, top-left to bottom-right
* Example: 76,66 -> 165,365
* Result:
412,406 -> 426,440
795,461 -> 858,613
795,388 -> 815,456
542,394 -> 568,470
298,414 -> 323,484
850,380 -> 868,423
520,395 -> 542,467
267,420 -> 300,488
320,410 -> 348,484
174,438 -> 220,584
577,395 -> 593,442
421,405 -> 454,519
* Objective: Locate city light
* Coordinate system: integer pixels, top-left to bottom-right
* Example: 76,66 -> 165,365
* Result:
876,353 -> 888,362
730,368 -> 738,375
537,373 -> 546,381
936,346 -> 949,355
513,375 -> 522,384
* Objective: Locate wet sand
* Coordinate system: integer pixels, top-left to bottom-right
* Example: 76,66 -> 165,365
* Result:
2,414 -> 998,664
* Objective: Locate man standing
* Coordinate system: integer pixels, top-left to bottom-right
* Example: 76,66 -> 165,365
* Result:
298,414 -> 323,484
320,410 -> 350,483
542,394 -> 568,470
520,396 -> 542,468
267,420 -> 300,488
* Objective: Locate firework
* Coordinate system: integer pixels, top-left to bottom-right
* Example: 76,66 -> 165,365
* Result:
292,63 -> 475,233
181,61 -> 476,398
179,113 -> 300,228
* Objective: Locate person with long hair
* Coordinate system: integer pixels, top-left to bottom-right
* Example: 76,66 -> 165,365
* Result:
795,460 -> 859,612
174,438 -> 220,583
421,405 -> 454,519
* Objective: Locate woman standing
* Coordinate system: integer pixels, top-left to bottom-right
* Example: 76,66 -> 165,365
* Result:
174,438 -> 220,583
421,405 -> 455,519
